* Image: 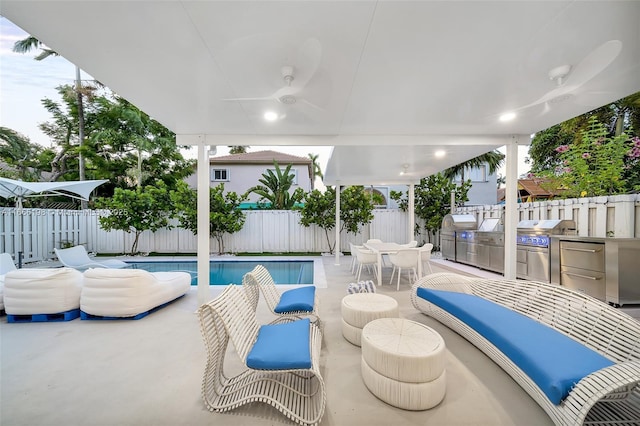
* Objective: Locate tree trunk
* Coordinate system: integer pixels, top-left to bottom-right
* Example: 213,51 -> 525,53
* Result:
75,66 -> 88,209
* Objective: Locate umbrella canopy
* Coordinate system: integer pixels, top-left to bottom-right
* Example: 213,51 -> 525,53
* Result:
0,178 -> 108,206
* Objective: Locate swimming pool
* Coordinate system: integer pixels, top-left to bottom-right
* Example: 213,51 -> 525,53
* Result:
124,260 -> 314,285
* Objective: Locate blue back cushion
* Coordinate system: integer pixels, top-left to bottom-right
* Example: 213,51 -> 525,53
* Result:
246,318 -> 312,370
274,286 -> 315,313
416,288 -> 614,404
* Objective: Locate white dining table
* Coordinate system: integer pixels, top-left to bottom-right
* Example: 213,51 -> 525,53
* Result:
363,242 -> 405,287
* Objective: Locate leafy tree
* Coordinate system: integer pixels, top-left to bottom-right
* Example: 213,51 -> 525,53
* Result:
539,117 -> 630,198
13,35 -> 92,197
248,161 -> 305,209
528,92 -> 640,176
391,174 -> 471,247
170,181 -> 247,254
299,186 -> 376,254
228,146 -> 248,154
0,127 -> 42,180
90,96 -> 194,190
95,181 -> 175,255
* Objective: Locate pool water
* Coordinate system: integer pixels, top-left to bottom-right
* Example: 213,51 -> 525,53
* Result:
125,260 -> 314,285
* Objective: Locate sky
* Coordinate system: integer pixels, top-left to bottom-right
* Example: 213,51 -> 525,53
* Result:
0,16 -> 528,189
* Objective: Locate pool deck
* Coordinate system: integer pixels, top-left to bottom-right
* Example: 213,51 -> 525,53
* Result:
1,255 -> 637,426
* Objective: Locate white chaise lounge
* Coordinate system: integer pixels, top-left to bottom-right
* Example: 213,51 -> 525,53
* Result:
81,268 -> 191,319
0,253 -> 17,312
4,267 -> 83,322
55,245 -> 129,271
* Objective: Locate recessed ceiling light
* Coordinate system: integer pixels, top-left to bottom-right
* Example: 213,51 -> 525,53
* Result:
435,150 -> 446,158
499,112 -> 516,122
264,111 -> 278,122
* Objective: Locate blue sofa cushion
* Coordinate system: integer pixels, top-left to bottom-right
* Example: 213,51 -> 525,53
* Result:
274,286 -> 315,313
246,318 -> 312,370
416,288 -> 614,404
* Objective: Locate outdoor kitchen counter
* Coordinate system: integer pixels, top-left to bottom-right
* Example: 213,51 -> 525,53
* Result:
550,235 -> 640,306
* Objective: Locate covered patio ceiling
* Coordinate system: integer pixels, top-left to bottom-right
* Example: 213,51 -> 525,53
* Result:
3,1 -> 639,185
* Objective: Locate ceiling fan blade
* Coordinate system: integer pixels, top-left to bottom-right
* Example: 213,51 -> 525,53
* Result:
222,96 -> 274,102
299,98 -> 325,112
291,38 -> 322,89
565,40 -> 622,89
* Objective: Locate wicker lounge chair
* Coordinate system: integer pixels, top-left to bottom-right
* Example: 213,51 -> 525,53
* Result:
198,285 -> 326,426
242,265 -> 320,324
411,272 -> 640,425
55,245 -> 129,271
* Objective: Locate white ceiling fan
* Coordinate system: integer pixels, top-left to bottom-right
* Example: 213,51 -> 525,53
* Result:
513,40 -> 623,114
224,65 -> 324,111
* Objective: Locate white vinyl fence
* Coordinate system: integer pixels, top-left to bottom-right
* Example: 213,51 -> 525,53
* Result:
1,193 -> 638,264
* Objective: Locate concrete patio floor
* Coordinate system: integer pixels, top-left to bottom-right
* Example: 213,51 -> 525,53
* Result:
2,255 -> 634,426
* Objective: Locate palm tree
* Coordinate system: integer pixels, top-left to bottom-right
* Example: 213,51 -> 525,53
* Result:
228,146 -> 248,154
308,153 -> 323,189
13,36 -> 88,205
442,151 -> 505,183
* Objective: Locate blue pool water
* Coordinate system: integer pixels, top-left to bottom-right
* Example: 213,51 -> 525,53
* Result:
124,260 -> 314,285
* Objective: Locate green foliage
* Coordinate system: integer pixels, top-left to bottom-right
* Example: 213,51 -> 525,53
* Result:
0,127 -> 47,181
170,181 -> 247,254
228,146 -> 248,154
248,161 -> 304,209
539,117 -> 630,198
391,174 -> 471,245
442,151 -> 504,181
95,181 -> 175,255
299,186 -> 376,254
528,125 -> 575,174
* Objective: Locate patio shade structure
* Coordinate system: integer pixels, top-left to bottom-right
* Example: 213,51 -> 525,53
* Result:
3,1 -> 639,303
0,178 -> 107,266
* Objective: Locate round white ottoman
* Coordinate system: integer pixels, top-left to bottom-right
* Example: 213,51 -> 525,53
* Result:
361,318 -> 446,410
341,293 -> 398,346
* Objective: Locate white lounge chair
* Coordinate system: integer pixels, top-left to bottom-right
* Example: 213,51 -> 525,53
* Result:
198,284 -> 326,426
242,264 -> 320,324
4,268 -> 83,322
81,268 -> 191,319
0,253 -> 18,312
54,245 -> 129,271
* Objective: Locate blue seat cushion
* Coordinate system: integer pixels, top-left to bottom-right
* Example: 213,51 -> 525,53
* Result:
416,288 -> 614,404
246,318 -> 312,370
274,286 -> 315,313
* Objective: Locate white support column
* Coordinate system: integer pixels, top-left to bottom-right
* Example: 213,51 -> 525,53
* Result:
503,137 -> 519,280
197,143 -> 211,306
335,184 -> 341,265
408,184 -> 415,242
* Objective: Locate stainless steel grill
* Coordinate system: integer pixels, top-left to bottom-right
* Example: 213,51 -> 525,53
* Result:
516,219 -> 576,282
440,214 -> 477,262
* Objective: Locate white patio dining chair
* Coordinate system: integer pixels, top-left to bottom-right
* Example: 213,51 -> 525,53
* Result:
198,285 -> 326,426
419,243 -> 434,277
388,248 -> 420,291
355,246 -> 378,282
401,240 -> 418,248
349,242 -> 363,275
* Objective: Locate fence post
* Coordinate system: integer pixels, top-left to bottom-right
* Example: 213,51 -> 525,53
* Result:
593,196 -> 608,238
610,194 -> 636,238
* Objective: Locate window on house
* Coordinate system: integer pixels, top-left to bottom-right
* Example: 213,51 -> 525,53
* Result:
211,168 -> 229,182
268,168 -> 298,185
